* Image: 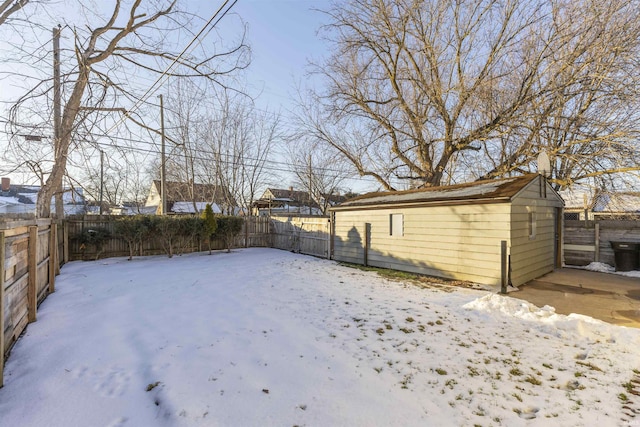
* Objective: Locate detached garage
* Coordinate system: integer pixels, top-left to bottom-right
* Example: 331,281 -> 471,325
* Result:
330,174 -> 564,287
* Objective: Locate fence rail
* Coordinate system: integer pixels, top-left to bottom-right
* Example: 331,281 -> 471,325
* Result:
564,219 -> 640,266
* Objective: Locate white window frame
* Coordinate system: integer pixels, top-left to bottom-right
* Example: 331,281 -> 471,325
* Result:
390,213 -> 404,237
528,210 -> 537,240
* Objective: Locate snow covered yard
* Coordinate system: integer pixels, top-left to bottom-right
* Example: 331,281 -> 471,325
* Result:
0,248 -> 638,427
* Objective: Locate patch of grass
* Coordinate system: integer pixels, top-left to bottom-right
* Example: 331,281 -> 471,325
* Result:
623,381 -> 634,393
467,366 -> 480,377
400,374 -> 413,389
574,371 -> 584,378
576,361 -> 603,372
512,393 -> 523,402
633,368 -> 640,375
619,393 -> 629,402
146,381 -> 161,392
524,375 -> 542,386
374,367 -> 382,374
406,316 -> 415,323
399,327 -> 414,334
510,368 -> 523,376
435,320 -> 443,325
384,322 -> 393,330
376,328 -> 385,335
445,379 -> 457,389
435,368 -> 448,375
417,324 -> 425,332
542,363 -> 553,369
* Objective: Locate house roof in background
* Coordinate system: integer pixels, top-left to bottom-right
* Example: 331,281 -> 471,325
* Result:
170,202 -> 222,214
152,181 -> 233,205
593,193 -> 640,213
333,174 -> 546,209
265,188 -> 313,203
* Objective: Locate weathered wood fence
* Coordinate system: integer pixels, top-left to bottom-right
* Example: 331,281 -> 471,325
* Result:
65,215 -> 271,260
1,219 -> 62,387
564,219 -> 640,266
270,215 -> 331,258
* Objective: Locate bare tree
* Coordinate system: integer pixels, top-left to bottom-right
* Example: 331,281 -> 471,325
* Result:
0,0 -> 31,26
197,91 -> 280,215
5,0 -> 249,217
302,0 -> 640,190
287,138 -> 352,215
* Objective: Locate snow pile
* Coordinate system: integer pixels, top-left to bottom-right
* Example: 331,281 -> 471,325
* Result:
580,261 -> 640,278
464,293 -> 640,346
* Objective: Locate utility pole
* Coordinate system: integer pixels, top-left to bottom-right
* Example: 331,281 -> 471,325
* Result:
99,150 -> 104,215
308,154 -> 312,215
159,94 -> 167,216
53,25 -> 63,218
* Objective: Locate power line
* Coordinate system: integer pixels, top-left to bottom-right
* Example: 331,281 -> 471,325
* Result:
103,0 -> 240,136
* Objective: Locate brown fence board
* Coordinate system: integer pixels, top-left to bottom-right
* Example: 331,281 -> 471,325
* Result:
564,219 -> 640,267
1,219 -> 59,386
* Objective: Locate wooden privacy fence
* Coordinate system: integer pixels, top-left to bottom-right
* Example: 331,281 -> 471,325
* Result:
1,219 -> 62,387
65,215 -> 271,260
270,215 -> 331,258
564,219 -> 640,266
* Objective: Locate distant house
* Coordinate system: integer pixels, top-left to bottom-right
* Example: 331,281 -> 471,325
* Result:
253,187 -> 346,217
145,180 -> 235,215
330,174 -> 564,287
0,177 -> 86,216
560,188 -> 640,220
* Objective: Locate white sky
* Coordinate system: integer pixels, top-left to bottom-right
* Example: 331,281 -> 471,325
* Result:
0,248 -> 638,426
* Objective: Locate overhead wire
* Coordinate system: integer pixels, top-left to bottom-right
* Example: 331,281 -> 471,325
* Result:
102,0 -> 239,137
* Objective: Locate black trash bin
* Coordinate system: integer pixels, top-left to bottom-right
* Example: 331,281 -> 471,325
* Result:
610,241 -> 640,272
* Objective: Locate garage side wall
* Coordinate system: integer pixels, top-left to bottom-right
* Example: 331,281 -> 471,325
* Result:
333,204 -> 511,285
510,180 -> 563,286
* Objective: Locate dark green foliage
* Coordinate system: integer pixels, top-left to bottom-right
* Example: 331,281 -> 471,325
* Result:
174,216 -> 205,255
214,215 -> 244,252
77,227 -> 111,260
114,215 -> 150,260
201,204 -> 218,254
152,216 -> 180,258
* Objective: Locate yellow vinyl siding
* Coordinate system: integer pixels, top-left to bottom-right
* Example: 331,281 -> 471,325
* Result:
509,179 -> 563,285
334,204 -> 511,285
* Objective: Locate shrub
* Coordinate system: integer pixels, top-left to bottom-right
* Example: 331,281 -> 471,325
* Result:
173,216 -> 205,255
201,204 -> 218,254
214,215 -> 243,252
114,216 -> 150,260
77,227 -> 111,260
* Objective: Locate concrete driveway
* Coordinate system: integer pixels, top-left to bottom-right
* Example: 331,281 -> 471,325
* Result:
512,268 -> 640,328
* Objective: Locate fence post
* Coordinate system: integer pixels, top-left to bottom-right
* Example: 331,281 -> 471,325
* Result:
63,221 -> 69,264
594,222 -> 600,263
500,240 -> 508,294
28,225 -> 38,323
0,231 -> 5,388
48,222 -> 57,293
364,223 -> 371,266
